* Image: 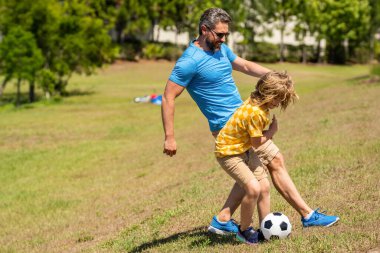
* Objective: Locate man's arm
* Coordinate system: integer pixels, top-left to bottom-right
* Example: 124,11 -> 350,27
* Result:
161,80 -> 186,157
232,56 -> 270,78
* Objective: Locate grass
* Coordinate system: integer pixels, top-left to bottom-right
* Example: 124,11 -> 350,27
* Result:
0,61 -> 379,253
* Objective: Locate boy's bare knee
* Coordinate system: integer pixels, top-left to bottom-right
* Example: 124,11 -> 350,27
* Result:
245,180 -> 261,199
260,179 -> 270,196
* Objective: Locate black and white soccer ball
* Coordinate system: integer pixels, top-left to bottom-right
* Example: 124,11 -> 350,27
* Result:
260,212 -> 292,240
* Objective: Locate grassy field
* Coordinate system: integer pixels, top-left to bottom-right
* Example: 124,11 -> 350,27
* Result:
0,61 -> 379,253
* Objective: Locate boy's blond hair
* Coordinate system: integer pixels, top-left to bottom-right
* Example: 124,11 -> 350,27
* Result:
251,71 -> 298,110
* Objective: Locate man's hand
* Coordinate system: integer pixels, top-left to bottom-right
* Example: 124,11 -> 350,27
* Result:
161,80 -> 185,157
163,137 -> 177,157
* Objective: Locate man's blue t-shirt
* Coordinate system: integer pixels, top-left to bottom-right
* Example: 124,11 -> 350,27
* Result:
169,42 -> 243,132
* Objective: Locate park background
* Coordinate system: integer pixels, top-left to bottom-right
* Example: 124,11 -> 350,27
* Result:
0,0 -> 379,252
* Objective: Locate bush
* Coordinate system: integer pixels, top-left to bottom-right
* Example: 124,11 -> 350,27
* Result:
248,42 -> 279,63
120,40 -> 144,61
284,44 -> 300,63
370,64 -> 380,77
350,46 -> 370,64
326,43 -> 346,64
142,42 -> 184,61
374,40 -> 380,62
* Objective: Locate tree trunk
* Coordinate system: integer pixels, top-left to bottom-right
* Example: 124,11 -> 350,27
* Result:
280,27 -> 285,62
0,75 -> 11,97
156,25 -> 160,42
16,78 -> 21,107
370,34 -> 375,62
302,44 -> 307,64
175,27 -> 179,46
29,79 -> 35,103
315,40 -> 321,63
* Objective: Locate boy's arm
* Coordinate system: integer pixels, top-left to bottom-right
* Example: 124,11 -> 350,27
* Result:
250,115 -> 278,148
232,56 -> 271,78
161,80 -> 185,157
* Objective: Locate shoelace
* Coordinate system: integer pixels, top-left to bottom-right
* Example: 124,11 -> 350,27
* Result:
314,208 -> 328,218
230,219 -> 238,225
244,227 -> 258,241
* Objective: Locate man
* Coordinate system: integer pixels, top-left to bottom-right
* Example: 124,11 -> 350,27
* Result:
161,8 -> 339,235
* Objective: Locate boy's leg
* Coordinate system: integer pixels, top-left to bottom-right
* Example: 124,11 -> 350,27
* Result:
209,153 -> 257,235
247,149 -> 271,224
257,178 -> 270,223
216,149 -> 270,223
240,178 -> 261,230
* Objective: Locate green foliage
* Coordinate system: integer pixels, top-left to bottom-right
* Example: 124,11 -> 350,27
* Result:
0,26 -> 44,105
285,44 -> 301,63
317,0 -> 370,64
0,27 -> 43,81
120,40 -> 144,61
0,0 -> 114,101
265,0 -> 300,62
245,42 -> 279,63
36,69 -> 57,99
143,43 -> 165,60
374,40 -> 380,61
349,46 -> 371,64
142,42 -> 184,61
370,64 -> 380,77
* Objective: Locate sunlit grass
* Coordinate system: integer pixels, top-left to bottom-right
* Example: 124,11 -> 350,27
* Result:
0,62 -> 379,252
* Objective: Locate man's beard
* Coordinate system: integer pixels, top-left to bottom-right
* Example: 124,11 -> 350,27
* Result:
206,38 -> 221,52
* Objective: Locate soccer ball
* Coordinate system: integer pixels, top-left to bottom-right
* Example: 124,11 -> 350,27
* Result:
260,212 -> 292,240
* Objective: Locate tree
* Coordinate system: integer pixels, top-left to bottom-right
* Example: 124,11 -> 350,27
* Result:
369,0 -> 380,61
0,0 -> 114,100
266,0 -> 299,62
0,27 -> 43,106
48,0 -> 113,95
317,0 -> 370,64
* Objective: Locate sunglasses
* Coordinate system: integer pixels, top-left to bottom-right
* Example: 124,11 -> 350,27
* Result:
206,26 -> 230,39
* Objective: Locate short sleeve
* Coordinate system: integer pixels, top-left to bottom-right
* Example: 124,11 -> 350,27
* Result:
168,57 -> 197,87
247,113 -> 265,138
224,44 -> 237,62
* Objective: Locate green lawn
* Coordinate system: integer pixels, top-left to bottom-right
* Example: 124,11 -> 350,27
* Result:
0,61 -> 379,253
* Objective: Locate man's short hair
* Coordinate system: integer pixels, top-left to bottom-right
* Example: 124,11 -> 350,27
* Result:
198,8 -> 232,36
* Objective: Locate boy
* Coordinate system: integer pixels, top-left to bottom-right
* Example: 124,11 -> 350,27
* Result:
214,71 -> 299,244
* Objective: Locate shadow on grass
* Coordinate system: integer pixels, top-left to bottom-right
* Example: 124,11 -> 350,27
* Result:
61,89 -> 95,97
347,74 -> 380,85
0,89 -> 95,107
128,226 -> 239,253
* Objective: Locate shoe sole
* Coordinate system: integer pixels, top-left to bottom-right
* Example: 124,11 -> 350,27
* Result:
236,233 -> 258,245
324,217 -> 340,227
208,226 -> 235,235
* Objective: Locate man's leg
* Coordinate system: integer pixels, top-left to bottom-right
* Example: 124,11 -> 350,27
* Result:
268,152 -> 339,227
267,152 -> 312,217
212,130 -> 245,222
217,182 -> 244,222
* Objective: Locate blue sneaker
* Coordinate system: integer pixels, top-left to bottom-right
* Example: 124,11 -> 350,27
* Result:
302,208 -> 340,227
236,227 -> 259,245
208,216 -> 239,235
